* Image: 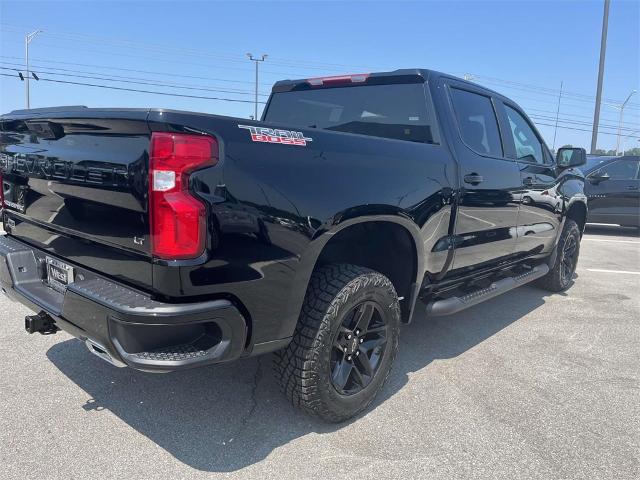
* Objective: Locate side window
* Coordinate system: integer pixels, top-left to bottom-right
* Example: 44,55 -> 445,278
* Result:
504,105 -> 545,164
450,87 -> 503,157
596,160 -> 639,180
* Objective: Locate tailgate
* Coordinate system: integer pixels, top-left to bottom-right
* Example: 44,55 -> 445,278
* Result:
0,108 -> 153,290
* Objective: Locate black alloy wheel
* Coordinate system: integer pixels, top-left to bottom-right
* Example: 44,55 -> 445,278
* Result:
536,218 -> 581,292
560,233 -> 578,286
330,301 -> 388,395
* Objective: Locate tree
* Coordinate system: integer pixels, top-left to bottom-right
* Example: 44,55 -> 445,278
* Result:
623,147 -> 640,156
594,148 -> 617,155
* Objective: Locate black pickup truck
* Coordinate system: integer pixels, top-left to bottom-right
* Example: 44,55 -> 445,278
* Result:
0,69 -> 587,422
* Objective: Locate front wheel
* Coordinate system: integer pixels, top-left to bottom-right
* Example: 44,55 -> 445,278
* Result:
273,264 -> 401,423
537,218 -> 581,292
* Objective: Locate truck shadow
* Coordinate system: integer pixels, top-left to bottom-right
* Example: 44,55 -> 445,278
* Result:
46,284 -> 560,472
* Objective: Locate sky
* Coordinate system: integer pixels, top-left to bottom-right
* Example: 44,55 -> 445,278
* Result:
0,0 -> 639,152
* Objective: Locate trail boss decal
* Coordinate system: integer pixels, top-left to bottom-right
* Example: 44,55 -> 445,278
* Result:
238,125 -> 313,146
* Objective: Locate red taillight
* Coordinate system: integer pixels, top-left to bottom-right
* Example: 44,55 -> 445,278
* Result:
306,73 -> 369,87
149,132 -> 217,260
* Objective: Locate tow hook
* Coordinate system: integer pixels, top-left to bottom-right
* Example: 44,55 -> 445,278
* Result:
25,312 -> 59,335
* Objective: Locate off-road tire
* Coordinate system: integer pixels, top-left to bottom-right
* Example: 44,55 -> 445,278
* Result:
273,264 -> 401,423
537,219 -> 581,292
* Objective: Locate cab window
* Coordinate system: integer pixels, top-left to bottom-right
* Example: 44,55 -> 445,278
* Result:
449,87 -> 503,157
504,105 -> 546,165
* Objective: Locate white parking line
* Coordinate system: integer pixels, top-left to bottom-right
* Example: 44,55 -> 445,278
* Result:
586,268 -> 640,275
583,239 -> 640,244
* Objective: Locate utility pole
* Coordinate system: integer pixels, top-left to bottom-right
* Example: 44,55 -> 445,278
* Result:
552,80 -> 563,152
615,90 -> 636,154
246,53 -> 267,120
25,30 -> 43,109
590,0 -> 610,154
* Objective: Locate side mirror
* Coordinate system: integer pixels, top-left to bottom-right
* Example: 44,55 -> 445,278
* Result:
556,147 -> 587,168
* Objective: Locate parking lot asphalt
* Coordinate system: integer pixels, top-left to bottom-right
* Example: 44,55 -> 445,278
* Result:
0,225 -> 638,480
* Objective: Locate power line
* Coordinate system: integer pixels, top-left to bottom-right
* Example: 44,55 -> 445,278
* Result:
0,73 -> 266,104
1,72 -> 636,139
473,77 -> 640,113
9,57 -> 629,126
533,121 -> 639,139
529,113 -> 638,133
5,63 -> 637,130
524,105 -> 638,130
3,23 -> 638,109
469,73 -> 640,109
3,36 -> 638,112
0,55 -> 272,87
2,57 -> 635,123
10,58 -> 631,122
0,23 -> 376,72
6,33 -> 633,111
0,37 -> 317,79
0,65 -> 270,97
511,93 -> 640,118
3,23 -> 635,105
3,66 -> 634,130
0,60 -> 269,93
523,105 -> 634,123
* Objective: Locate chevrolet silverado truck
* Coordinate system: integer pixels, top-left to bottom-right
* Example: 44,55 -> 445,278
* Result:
0,69 -> 587,422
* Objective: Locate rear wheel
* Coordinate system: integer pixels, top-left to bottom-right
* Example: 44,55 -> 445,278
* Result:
537,218 -> 581,292
273,264 -> 400,423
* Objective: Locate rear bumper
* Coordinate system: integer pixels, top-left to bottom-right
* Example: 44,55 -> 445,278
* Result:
0,235 -> 247,372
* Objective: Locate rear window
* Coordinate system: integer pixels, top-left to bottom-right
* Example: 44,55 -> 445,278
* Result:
264,83 -> 438,144
449,87 -> 503,157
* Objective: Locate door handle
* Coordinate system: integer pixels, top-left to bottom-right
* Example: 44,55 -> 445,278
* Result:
523,176 -> 535,186
463,174 -> 484,185
626,185 -> 639,191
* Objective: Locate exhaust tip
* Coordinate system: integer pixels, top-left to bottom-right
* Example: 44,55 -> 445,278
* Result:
85,339 -> 126,368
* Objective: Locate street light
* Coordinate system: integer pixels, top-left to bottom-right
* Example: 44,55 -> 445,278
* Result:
25,29 -> 43,109
246,53 -> 267,120
604,89 -> 637,155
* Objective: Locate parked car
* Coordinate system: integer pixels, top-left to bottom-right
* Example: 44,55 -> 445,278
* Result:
0,69 -> 587,422
581,155 -> 640,228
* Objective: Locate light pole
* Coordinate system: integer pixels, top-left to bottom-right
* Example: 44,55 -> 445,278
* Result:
552,81 -> 564,152
246,53 -> 267,120
25,29 -> 43,109
614,90 -> 636,154
590,0 -> 610,154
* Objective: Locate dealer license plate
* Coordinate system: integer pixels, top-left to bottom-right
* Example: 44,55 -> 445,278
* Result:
46,257 -> 74,293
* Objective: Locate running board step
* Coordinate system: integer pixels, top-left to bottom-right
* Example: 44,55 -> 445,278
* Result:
426,264 -> 549,317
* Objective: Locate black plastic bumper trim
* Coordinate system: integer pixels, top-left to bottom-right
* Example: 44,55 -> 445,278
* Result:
0,235 -> 248,372
68,277 -> 236,320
